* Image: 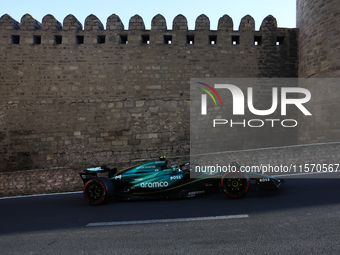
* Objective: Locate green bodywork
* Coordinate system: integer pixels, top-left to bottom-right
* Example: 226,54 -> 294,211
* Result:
112,161 -> 184,190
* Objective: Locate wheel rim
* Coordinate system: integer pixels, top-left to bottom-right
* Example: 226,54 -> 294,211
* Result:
85,181 -> 106,204
222,173 -> 249,197
227,178 -> 244,192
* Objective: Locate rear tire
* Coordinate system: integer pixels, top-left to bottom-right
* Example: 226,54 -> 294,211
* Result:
83,177 -> 114,205
221,172 -> 249,198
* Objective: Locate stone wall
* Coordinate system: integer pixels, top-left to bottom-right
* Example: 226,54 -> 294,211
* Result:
296,1 -> 340,144
297,0 -> 340,78
0,13 -> 298,172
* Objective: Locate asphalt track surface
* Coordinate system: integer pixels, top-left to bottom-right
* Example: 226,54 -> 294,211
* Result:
1,173 -> 340,254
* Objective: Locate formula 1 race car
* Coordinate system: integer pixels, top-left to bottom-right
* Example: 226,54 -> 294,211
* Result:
79,157 -> 285,205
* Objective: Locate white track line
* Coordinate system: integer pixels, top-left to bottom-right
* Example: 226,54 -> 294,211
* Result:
86,214 -> 249,227
275,170 -> 340,178
0,191 -> 82,200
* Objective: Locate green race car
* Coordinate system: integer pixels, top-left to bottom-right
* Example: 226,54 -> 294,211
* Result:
79,157 -> 284,205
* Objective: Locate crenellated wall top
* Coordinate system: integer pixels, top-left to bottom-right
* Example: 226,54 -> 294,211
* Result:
0,13 -> 280,31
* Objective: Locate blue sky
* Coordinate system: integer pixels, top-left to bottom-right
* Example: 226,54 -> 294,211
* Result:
1,0 -> 296,30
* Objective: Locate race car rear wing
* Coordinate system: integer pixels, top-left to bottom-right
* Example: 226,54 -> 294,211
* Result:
79,166 -> 117,184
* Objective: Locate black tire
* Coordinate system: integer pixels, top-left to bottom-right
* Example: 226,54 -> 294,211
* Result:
83,177 -> 114,205
221,172 -> 249,198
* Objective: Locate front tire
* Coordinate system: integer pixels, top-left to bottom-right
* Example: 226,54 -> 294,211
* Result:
221,172 -> 249,198
83,177 -> 114,205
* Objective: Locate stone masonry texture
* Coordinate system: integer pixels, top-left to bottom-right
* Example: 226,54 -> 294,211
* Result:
296,0 -> 340,144
297,0 -> 340,78
0,13 -> 298,172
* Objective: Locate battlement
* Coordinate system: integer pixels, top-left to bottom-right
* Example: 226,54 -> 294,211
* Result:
0,13 -> 293,46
